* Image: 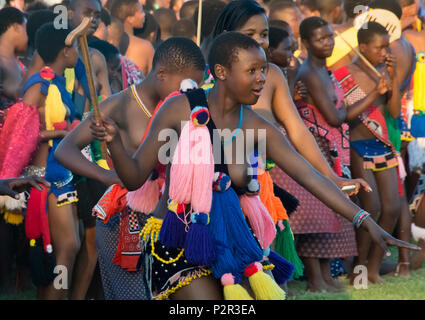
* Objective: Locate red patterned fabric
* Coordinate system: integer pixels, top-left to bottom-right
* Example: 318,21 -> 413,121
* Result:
121,56 -> 143,90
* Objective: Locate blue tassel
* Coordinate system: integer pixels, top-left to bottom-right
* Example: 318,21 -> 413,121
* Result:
268,250 -> 295,285
158,210 -> 187,248
184,213 -> 216,265
209,188 -> 263,276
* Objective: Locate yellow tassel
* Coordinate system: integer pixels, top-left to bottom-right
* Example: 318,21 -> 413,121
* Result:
245,263 -> 286,300
3,210 -> 24,225
223,284 -> 254,300
96,159 -> 110,170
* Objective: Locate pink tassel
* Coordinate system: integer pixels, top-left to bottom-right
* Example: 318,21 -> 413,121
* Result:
126,179 -> 160,214
169,121 -> 194,204
190,122 -> 214,213
239,195 -> 276,250
0,102 -> 40,178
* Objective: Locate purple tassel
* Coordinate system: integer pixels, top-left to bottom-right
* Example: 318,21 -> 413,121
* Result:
184,213 -> 216,265
268,250 -> 295,285
158,211 -> 187,248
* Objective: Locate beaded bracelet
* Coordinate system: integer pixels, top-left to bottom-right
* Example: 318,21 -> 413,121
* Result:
352,209 -> 371,228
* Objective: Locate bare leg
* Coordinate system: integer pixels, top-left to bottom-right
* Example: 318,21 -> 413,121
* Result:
70,225 -> 98,300
301,257 -> 328,292
320,259 -> 344,292
170,275 -> 223,300
411,196 -> 425,270
349,149 -> 380,283
42,194 -> 80,300
367,167 -> 401,284
395,193 -> 411,277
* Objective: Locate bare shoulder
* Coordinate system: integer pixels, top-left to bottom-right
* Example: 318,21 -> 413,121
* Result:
130,35 -> 154,51
153,94 -> 191,130
244,105 -> 277,131
22,82 -> 43,106
266,63 -> 285,82
100,89 -> 131,121
89,47 -> 107,69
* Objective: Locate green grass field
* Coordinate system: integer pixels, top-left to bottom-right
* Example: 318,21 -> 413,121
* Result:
1,248 -> 424,300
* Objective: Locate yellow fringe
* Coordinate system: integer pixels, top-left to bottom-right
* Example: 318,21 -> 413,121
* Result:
263,264 -> 275,272
224,284 -> 254,300
56,198 -> 78,207
96,159 -> 110,170
2,209 -> 23,225
369,163 -> 398,172
155,269 -> 212,300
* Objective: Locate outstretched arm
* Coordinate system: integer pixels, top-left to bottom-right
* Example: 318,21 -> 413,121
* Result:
263,120 -> 418,253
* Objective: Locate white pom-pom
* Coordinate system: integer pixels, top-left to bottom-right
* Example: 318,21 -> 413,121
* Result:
180,79 -> 198,92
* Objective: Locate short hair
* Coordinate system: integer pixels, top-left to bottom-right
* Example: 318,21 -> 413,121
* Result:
153,8 -> 177,36
0,7 -> 25,37
172,19 -> 196,39
343,0 -> 370,18
68,0 -> 100,10
152,36 -> 205,73
88,39 -> 119,62
134,12 -> 161,43
369,0 -> 402,19
180,0 -> 198,20
269,19 -> 291,31
26,9 -> 56,48
357,21 -> 389,44
35,22 -> 72,64
269,27 -> 290,49
208,31 -> 261,79
212,0 -> 266,39
299,16 -> 329,40
26,1 -> 49,12
100,7 -> 111,26
194,0 -> 226,40
111,0 -> 139,22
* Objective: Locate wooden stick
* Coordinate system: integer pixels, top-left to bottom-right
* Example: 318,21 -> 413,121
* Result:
196,0 -> 202,46
334,30 -> 382,78
66,17 -> 108,159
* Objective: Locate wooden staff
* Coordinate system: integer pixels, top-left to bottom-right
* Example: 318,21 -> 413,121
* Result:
334,30 -> 382,78
65,17 -> 108,160
196,0 -> 202,46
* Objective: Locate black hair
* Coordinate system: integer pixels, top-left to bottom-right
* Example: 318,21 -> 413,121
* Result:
299,16 -> 329,40
153,8 -> 177,37
269,19 -> 291,32
0,7 -> 25,37
180,0 -> 198,20
88,39 -> 119,62
68,0 -> 100,10
269,27 -> 290,49
100,7 -> 111,26
134,12 -> 161,43
269,0 -> 297,19
212,0 -> 265,39
369,0 -> 402,19
111,0 -> 139,22
343,0 -> 370,18
26,9 -> 55,48
357,21 -> 389,44
26,1 -> 49,12
172,19 -> 196,39
35,22 -> 72,64
208,31 -> 261,79
317,0 -> 342,15
152,36 -> 205,73
194,0 -> 226,40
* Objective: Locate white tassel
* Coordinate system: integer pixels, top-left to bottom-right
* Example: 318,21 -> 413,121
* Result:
0,193 -> 26,211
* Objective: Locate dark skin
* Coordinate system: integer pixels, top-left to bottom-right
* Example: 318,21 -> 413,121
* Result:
0,176 -> 50,199
55,64 -> 206,300
346,33 -> 403,284
0,20 -> 27,103
90,46 -> 419,299
295,25 -> 391,293
23,40 -> 80,300
236,13 -> 370,196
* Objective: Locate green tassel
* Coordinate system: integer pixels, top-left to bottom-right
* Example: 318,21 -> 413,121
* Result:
275,220 -> 304,279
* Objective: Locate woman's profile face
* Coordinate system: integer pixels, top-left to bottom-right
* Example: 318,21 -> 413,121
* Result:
236,13 -> 269,52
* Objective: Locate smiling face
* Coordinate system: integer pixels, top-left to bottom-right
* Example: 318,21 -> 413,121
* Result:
236,13 -> 270,51
216,46 -> 268,106
304,24 -> 335,59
